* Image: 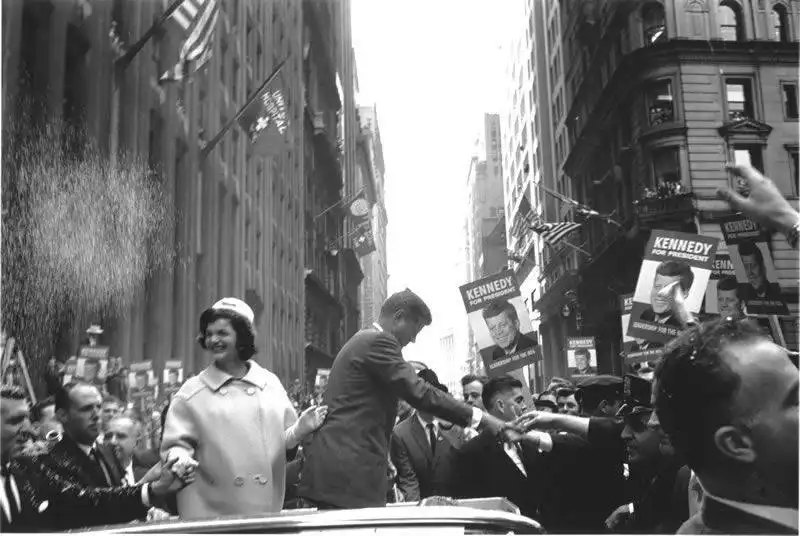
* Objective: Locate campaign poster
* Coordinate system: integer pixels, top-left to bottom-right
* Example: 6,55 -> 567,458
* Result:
63,356 -> 78,385
620,293 -> 664,377
628,230 -> 718,344
703,253 -> 741,317
459,270 -> 542,377
128,361 -> 157,419
75,345 -> 109,388
315,369 -> 330,390
567,337 -> 597,379
161,360 -> 184,402
720,216 -> 789,316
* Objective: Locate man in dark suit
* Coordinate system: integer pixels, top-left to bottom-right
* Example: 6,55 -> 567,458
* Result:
479,300 -> 537,361
453,375 -> 579,531
737,240 -> 788,313
654,318 -> 798,534
297,289 -> 517,509
0,384 -> 188,531
45,382 -> 126,489
391,369 -> 461,501
639,259 -> 694,329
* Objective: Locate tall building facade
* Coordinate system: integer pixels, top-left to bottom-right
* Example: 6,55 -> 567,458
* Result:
2,0 -> 366,391
356,105 -> 389,328
532,0 -> 799,379
302,0 -> 363,386
463,113 -> 507,374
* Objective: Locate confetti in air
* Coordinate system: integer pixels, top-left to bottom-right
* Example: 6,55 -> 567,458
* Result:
2,111 -> 174,388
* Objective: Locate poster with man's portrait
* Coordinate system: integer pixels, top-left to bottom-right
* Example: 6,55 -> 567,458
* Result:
567,337 -> 597,378
75,356 -> 108,387
703,253 -> 742,318
720,216 -> 789,316
620,293 -> 663,377
160,360 -> 184,402
128,361 -> 157,398
628,230 -> 718,344
63,356 -> 78,385
459,270 -> 542,377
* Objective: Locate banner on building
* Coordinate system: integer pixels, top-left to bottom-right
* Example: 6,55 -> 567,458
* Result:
628,230 -> 718,344
720,216 -> 788,316
566,337 -> 597,379
160,360 -> 184,403
75,345 -> 110,388
459,270 -> 542,377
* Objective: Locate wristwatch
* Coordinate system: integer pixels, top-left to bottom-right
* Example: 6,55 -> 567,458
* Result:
786,221 -> 799,250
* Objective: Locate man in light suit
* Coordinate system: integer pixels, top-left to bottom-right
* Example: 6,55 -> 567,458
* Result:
297,289 -> 517,509
391,369 -> 462,501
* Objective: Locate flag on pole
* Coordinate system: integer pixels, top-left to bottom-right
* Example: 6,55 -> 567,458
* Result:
530,220 -> 582,246
160,0 -> 219,83
346,190 -> 371,225
237,83 -> 291,157
510,192 -> 535,238
353,221 -> 376,257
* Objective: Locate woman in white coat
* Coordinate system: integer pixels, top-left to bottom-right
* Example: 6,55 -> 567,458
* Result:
161,298 -> 327,519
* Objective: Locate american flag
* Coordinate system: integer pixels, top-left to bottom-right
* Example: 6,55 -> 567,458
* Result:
161,0 -> 219,83
530,220 -> 582,246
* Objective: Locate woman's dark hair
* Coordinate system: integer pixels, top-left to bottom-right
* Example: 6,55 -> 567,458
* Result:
197,309 -> 257,361
160,400 -> 171,443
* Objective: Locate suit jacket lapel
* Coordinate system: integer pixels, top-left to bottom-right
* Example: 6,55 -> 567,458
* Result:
408,414 -> 433,467
95,443 -> 124,486
58,436 -> 106,486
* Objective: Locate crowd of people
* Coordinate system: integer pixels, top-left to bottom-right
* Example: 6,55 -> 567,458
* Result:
0,163 -> 797,533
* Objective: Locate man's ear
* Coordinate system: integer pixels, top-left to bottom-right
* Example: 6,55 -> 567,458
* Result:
714,425 -> 756,463
56,408 -> 68,425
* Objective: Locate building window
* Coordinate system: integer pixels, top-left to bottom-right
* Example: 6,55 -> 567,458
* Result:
719,1 -> 743,41
725,79 -> 754,121
642,2 -> 667,44
652,147 -> 681,186
733,146 -> 764,173
646,79 -> 674,125
788,147 -> 799,196
772,5 -> 790,42
782,83 -> 798,119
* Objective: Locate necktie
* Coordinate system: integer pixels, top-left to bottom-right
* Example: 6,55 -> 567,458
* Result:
90,449 -> 114,486
2,465 -> 20,523
427,423 -> 437,456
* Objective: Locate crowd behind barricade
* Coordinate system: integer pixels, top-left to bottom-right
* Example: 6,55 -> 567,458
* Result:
0,164 -> 797,533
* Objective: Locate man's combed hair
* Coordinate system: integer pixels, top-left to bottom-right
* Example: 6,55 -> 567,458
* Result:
654,317 -> 768,473
54,381 -> 97,412
716,275 -> 740,293
481,300 -> 519,323
737,239 -> 764,265
655,260 -> 695,292
460,374 -> 488,387
0,384 -> 27,401
574,348 -> 590,359
379,289 -> 433,325
482,375 -> 523,410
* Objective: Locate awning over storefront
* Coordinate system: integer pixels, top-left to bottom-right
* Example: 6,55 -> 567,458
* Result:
532,271 -> 580,317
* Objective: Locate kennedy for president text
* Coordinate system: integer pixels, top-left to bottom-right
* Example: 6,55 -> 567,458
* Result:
649,236 -> 714,264
462,275 -> 518,309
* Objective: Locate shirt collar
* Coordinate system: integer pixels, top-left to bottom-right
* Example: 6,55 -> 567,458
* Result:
199,360 -> 270,392
78,443 -> 92,456
372,322 -> 383,332
416,412 -> 438,432
703,488 -> 799,531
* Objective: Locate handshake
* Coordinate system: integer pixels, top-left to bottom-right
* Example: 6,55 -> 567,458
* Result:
480,410 -> 557,442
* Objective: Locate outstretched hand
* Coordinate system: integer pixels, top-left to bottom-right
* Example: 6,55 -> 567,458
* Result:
297,405 -> 328,437
717,164 -> 799,233
657,281 -> 694,328
512,410 -> 559,432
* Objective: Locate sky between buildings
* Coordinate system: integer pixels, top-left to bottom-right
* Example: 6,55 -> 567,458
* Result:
352,0 -> 515,363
